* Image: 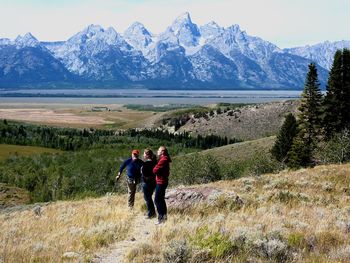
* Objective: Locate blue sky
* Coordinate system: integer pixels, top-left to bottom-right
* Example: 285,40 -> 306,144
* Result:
1,0 -> 349,48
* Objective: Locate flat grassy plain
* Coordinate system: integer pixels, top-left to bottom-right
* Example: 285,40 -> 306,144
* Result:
0,103 -> 160,129
0,144 -> 61,161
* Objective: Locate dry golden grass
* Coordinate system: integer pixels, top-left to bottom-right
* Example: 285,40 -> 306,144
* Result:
0,104 -> 159,129
1,163 -> 350,262
125,163 -> 350,262
0,195 -> 136,262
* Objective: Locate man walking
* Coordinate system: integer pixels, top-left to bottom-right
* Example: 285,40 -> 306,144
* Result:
117,149 -> 143,209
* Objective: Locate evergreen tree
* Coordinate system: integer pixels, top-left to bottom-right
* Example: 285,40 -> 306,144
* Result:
323,49 -> 350,138
287,63 -> 323,168
287,132 -> 312,168
271,113 -> 297,162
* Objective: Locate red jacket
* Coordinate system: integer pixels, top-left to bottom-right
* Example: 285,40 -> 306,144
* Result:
153,155 -> 171,185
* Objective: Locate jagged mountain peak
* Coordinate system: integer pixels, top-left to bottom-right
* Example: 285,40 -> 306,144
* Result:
123,21 -> 154,55
205,21 -> 221,28
170,12 -> 199,34
84,24 -> 104,34
124,22 -> 152,38
67,24 -> 124,46
163,12 -> 201,50
174,12 -> 192,23
284,40 -> 350,69
226,24 -> 244,34
200,21 -> 224,39
15,32 -> 40,48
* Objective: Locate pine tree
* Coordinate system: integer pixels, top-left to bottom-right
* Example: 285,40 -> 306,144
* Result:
271,113 -> 297,162
342,49 -> 350,128
297,63 -> 323,148
323,48 -> 350,138
287,63 -> 323,168
287,132 -> 312,169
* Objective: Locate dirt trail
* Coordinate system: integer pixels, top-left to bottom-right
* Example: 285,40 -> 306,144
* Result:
93,211 -> 159,263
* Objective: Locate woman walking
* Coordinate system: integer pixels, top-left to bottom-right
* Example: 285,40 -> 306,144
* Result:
153,146 -> 171,224
141,149 -> 157,219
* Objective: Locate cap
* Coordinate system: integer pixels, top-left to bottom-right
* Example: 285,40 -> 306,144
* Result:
131,149 -> 140,155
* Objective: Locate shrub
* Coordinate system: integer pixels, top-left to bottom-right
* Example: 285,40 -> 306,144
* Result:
190,227 -> 236,259
253,238 -> 291,262
315,231 -> 344,253
171,154 -> 221,185
287,232 -> 307,250
315,129 -> 350,164
246,151 -> 282,176
81,232 -> 114,250
163,240 -> 191,263
126,243 -> 158,262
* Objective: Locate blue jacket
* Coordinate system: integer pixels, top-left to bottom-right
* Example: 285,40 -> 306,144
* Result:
119,158 -> 144,180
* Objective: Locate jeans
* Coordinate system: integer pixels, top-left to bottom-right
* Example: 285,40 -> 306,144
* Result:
154,183 -> 168,220
142,182 -> 156,217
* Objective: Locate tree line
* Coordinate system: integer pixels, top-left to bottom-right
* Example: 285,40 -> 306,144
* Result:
0,121 -> 239,151
272,49 -> 350,168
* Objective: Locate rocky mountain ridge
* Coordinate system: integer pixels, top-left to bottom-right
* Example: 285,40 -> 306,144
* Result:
0,12 -> 347,88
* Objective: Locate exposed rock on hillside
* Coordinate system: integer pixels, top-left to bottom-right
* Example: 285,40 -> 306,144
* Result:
166,186 -> 242,210
163,100 -> 299,140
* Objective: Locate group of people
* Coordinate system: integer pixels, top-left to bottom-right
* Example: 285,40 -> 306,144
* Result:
117,146 -> 171,225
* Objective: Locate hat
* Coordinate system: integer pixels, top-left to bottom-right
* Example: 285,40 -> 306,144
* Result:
132,149 -> 140,155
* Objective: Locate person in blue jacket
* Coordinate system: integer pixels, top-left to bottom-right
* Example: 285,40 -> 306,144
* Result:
116,149 -> 144,209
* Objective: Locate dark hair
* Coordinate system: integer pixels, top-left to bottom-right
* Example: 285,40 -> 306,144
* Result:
144,149 -> 157,162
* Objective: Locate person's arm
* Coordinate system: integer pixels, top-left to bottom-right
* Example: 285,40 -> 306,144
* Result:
117,159 -> 129,180
153,158 -> 165,175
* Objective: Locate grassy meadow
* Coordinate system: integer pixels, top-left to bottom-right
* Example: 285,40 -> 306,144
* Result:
0,163 -> 349,262
0,144 -> 61,161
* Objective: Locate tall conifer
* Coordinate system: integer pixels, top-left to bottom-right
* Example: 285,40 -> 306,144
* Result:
287,63 -> 323,168
271,113 -> 297,162
323,49 -> 350,138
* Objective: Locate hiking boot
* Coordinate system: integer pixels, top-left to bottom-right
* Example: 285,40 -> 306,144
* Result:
145,214 -> 156,219
155,216 -> 167,225
155,219 -> 164,225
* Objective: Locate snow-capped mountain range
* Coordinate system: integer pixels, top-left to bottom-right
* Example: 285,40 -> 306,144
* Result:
1,12 -> 349,89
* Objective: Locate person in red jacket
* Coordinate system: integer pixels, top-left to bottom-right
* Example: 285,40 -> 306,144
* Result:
153,146 -> 171,224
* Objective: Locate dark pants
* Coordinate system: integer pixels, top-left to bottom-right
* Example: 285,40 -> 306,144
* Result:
142,182 -> 156,217
154,183 -> 168,220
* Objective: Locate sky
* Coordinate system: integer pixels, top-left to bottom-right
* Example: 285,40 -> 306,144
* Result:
0,0 -> 349,48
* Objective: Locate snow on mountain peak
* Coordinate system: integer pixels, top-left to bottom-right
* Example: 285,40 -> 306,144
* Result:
123,22 -> 153,55
174,12 -> 192,23
0,38 -> 11,46
124,22 -> 152,39
67,24 -> 124,47
165,12 -> 201,52
15,32 -> 40,48
200,21 -> 224,39
85,24 -> 104,34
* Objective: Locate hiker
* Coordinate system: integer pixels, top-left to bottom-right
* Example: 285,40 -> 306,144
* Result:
116,149 -> 144,209
153,146 -> 172,224
141,149 -> 157,219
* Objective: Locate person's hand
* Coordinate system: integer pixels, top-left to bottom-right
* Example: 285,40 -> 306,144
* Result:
116,172 -> 121,181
